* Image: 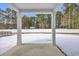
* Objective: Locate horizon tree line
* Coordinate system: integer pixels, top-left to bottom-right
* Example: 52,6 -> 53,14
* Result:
0,8 -> 51,29
56,3 -> 79,29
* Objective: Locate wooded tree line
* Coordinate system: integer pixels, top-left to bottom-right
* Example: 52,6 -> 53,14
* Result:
0,8 -> 51,29
0,8 -> 17,29
22,14 -> 51,29
56,3 -> 79,29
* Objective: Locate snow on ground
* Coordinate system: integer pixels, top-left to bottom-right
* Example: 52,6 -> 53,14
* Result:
22,34 -> 52,44
0,35 -> 17,55
56,34 -> 79,56
0,33 -> 79,55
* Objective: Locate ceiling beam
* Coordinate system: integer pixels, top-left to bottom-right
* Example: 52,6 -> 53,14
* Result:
20,9 -> 53,13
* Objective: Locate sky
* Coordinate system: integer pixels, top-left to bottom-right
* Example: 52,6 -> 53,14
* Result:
0,3 -> 9,10
0,3 -> 65,16
55,4 -> 65,14
22,13 -> 36,16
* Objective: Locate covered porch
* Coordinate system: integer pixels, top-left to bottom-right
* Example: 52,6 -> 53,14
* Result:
1,3 -> 64,56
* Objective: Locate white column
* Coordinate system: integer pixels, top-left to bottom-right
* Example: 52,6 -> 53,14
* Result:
17,11 -> 22,45
51,12 -> 56,46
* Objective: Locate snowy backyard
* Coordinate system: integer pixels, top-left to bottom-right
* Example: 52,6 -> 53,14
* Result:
0,29 -> 79,56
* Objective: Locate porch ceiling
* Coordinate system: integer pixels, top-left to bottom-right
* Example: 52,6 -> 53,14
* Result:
8,3 -> 59,12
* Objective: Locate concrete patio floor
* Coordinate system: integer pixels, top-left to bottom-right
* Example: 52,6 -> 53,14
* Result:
1,44 -> 64,56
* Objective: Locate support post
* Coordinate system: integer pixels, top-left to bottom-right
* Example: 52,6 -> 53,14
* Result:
51,12 -> 56,46
17,11 -> 22,45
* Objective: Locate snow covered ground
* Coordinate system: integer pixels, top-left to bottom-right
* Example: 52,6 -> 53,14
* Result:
0,35 -> 17,55
56,34 -> 79,56
0,31 -> 79,55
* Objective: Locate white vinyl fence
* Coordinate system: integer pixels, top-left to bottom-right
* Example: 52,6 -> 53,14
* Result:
0,29 -> 79,34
